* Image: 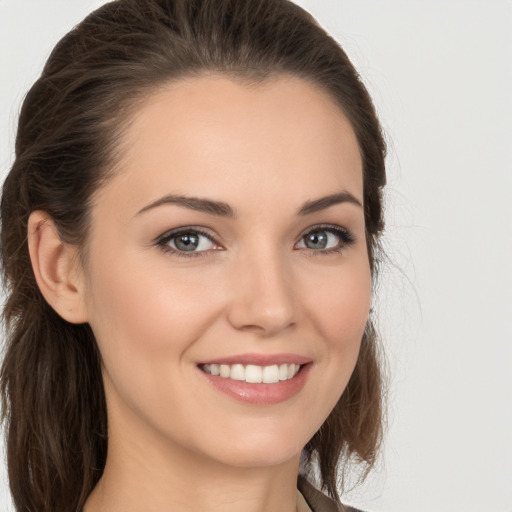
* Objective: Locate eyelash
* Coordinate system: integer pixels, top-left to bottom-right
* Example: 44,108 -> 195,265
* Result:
155,227 -> 217,258
297,224 -> 356,256
155,224 -> 356,258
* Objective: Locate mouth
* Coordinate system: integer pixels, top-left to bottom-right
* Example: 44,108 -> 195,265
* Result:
200,362 -> 302,384
197,355 -> 312,405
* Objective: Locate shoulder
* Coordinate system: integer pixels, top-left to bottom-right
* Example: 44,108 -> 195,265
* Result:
297,476 -> 367,512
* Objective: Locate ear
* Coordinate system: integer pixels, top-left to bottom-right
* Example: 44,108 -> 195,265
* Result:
27,210 -> 88,324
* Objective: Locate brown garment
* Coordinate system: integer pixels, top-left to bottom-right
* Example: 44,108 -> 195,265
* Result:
297,476 -> 365,512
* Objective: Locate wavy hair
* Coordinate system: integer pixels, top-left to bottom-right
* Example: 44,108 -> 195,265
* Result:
0,1 -> 386,510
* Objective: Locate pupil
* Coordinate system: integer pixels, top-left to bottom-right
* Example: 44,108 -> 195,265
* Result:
175,233 -> 199,251
306,231 -> 327,249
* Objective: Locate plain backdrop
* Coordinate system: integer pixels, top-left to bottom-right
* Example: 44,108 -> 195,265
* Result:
1,1 -> 511,511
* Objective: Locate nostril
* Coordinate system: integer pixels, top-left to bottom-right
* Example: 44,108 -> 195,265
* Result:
239,324 -> 266,333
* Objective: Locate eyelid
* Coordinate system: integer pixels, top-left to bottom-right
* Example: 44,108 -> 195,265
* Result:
154,226 -> 223,257
153,223 -> 356,258
295,223 -> 356,252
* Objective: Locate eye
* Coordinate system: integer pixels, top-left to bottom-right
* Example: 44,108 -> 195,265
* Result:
295,225 -> 355,253
156,228 -> 219,256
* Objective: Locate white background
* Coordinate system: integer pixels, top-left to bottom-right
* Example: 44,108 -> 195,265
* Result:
1,1 -> 511,511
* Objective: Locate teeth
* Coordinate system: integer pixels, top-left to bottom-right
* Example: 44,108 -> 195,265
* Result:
245,364 -> 262,383
230,364 -> 245,381
202,363 -> 301,383
263,365 -> 279,383
278,364 -> 288,381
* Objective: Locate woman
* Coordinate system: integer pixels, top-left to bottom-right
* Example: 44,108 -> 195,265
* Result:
0,0 -> 386,511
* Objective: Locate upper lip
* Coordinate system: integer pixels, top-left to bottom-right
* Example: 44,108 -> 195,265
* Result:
198,353 -> 312,366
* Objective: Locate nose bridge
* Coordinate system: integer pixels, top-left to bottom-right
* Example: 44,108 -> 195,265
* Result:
227,238 -> 297,335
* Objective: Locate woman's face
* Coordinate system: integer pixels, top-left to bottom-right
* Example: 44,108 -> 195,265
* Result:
81,75 -> 371,469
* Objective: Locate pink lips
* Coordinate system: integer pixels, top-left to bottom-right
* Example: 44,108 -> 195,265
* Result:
198,353 -> 312,405
200,353 -> 311,367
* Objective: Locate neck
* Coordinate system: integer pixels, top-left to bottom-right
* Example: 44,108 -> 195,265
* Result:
84,412 -> 301,512
85,447 -> 300,512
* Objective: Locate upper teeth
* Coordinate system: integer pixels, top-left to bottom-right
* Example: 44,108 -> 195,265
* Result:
201,363 -> 301,384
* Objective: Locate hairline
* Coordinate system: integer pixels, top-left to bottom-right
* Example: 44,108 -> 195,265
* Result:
77,69 -> 364,271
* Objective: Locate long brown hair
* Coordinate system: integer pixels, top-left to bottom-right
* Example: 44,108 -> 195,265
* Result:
1,1 -> 386,510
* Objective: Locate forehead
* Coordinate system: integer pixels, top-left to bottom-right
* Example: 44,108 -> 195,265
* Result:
97,74 -> 363,213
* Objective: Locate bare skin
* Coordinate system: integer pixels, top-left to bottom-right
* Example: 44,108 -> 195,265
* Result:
29,75 -> 370,512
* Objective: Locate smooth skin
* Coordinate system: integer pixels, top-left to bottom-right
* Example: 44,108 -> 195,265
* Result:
28,75 -> 371,512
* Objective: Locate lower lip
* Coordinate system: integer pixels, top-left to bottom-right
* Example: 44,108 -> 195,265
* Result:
199,364 -> 312,405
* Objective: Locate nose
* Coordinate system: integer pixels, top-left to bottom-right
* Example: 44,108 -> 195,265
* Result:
226,248 -> 297,336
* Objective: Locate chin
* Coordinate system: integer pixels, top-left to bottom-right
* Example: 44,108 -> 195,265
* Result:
190,421 -> 310,470
208,442 -> 302,469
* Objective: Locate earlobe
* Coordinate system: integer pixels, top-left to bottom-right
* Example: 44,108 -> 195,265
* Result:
27,210 -> 88,324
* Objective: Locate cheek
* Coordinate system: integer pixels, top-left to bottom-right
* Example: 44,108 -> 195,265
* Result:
83,248 -> 232,390
86,262 -> 216,354
304,257 -> 372,348
83,256 -> 226,424
304,257 -> 371,400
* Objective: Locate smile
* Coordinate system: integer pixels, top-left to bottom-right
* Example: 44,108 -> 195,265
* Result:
201,363 -> 301,384
198,353 -> 312,404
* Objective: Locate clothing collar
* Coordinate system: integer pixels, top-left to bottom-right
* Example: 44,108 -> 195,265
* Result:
297,476 -> 347,512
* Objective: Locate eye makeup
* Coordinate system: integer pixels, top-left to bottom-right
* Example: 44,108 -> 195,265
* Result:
155,226 -> 221,258
295,223 -> 356,256
154,222 -> 356,259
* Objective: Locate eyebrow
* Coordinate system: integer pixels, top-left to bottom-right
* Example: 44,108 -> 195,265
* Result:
136,194 -> 236,217
297,191 -> 362,215
136,190 -> 362,217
